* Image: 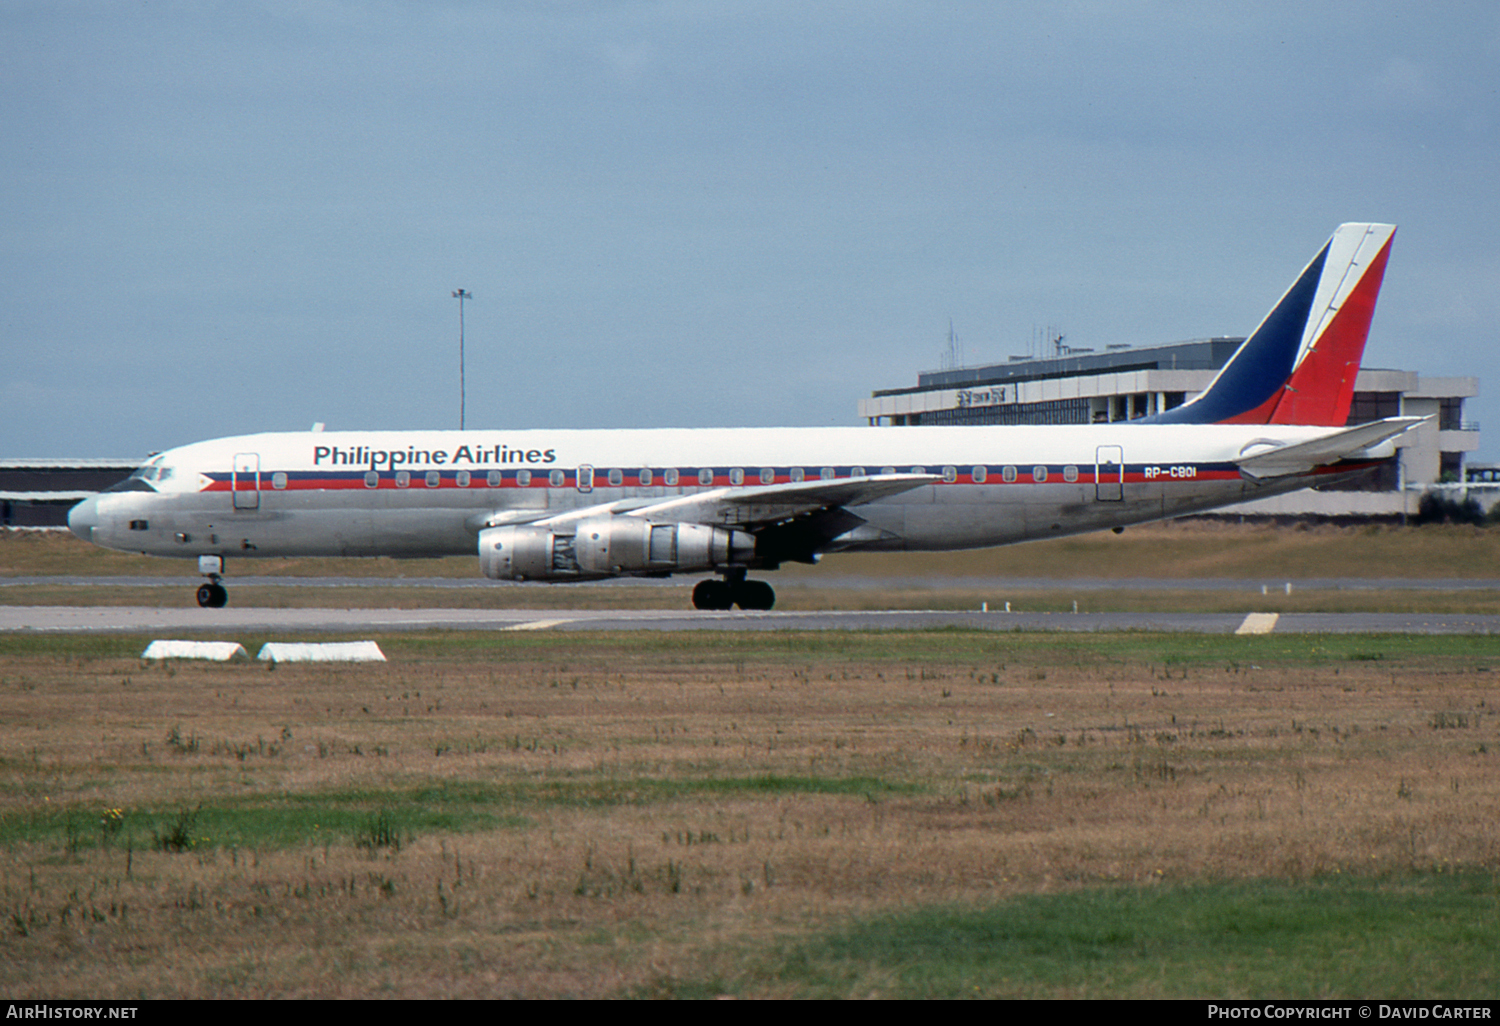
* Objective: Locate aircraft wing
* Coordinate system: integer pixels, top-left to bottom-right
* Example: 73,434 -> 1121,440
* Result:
1234,417 -> 1425,480
473,499 -> 647,531
470,474 -> 937,534
624,473 -> 939,529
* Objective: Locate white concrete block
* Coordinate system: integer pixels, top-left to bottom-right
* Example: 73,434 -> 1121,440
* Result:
256,641 -> 387,663
142,640 -> 249,661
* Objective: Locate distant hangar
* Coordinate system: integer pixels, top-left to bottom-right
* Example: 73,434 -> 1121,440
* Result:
0,458 -> 140,528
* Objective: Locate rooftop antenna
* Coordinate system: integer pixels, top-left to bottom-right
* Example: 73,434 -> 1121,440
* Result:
1032,325 -> 1065,358
943,318 -> 963,370
452,289 -> 472,429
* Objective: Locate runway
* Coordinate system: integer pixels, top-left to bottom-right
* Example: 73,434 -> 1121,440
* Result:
4,605 -> 1500,635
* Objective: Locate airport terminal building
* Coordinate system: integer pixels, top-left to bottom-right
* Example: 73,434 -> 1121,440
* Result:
858,340 -> 1480,517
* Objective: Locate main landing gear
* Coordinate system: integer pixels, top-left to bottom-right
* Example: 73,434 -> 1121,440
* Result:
196,555 -> 228,608
691,568 -> 775,611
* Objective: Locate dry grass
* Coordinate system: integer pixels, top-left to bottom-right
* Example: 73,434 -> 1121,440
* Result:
10,518 -> 1500,583
1,631 -> 1497,997
11,522 -> 1500,614
790,517 -> 1500,581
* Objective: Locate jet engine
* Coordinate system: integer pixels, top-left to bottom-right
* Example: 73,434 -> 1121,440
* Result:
478,516 -> 756,581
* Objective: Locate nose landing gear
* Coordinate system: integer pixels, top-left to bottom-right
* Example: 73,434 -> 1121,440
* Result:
196,554 -> 228,608
691,568 -> 775,611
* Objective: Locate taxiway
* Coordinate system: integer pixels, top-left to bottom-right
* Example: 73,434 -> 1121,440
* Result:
3,605 -> 1499,635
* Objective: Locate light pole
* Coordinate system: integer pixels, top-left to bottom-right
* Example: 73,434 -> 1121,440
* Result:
452,289 -> 472,429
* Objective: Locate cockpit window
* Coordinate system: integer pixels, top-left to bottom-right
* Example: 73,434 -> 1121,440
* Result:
106,463 -> 177,493
107,467 -> 159,493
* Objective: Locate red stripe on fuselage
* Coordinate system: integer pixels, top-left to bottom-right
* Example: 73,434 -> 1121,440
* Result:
202,464 -> 1254,493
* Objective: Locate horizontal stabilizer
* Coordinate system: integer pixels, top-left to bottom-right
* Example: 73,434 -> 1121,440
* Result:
1233,417 -> 1424,480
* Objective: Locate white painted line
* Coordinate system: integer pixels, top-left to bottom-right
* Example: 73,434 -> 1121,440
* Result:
1235,613 -> 1279,635
500,618 -> 579,631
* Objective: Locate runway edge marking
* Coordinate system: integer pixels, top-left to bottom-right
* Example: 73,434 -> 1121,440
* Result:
1235,612 -> 1280,635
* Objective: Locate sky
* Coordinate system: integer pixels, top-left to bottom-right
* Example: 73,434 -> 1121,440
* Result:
4,1 -> 1498,458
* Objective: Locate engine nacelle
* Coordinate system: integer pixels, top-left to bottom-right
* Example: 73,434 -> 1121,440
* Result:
479,516 -> 755,581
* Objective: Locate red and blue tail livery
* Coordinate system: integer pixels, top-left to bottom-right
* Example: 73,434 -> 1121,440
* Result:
1144,224 -> 1395,427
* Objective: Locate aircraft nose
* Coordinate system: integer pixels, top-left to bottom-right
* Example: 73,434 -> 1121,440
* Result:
68,496 -> 99,543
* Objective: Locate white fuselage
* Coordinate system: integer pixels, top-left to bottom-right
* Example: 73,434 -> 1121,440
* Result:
70,423 -> 1373,567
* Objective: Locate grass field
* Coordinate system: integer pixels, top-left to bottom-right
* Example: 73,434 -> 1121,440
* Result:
9,521 -> 1500,613
1,629 -> 1497,998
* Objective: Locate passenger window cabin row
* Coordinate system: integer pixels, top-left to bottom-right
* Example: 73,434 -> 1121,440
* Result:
340,465 -> 1083,489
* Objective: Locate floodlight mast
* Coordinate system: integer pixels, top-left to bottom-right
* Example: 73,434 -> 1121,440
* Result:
452,289 -> 472,429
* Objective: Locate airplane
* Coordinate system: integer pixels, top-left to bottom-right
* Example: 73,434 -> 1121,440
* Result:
67,223 -> 1418,611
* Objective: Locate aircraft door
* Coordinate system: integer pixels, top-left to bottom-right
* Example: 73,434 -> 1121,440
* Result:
232,453 -> 261,510
576,465 -> 594,493
1095,446 -> 1124,501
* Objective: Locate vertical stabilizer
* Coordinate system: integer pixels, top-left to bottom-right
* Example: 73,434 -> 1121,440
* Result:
1144,238 -> 1329,425
1141,223 -> 1395,426
1264,223 -> 1395,426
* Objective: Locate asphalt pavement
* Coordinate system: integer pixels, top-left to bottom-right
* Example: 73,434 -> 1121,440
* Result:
3,605 -> 1499,635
